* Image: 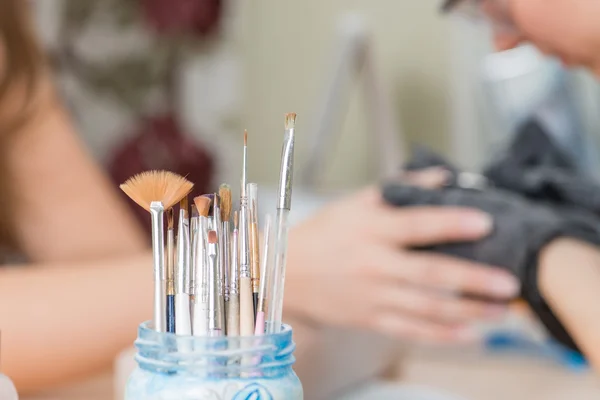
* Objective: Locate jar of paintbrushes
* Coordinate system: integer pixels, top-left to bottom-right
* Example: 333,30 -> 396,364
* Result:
121,115 -> 303,399
125,322 -> 302,400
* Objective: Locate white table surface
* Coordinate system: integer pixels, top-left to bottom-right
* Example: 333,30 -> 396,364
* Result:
22,348 -> 600,400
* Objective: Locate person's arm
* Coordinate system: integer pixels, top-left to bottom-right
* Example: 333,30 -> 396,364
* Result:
5,88 -> 147,263
538,238 -> 600,370
0,80 -> 154,394
1,254 -> 152,394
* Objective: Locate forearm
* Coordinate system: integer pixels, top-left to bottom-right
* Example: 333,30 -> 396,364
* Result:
6,93 -> 147,263
0,253 -> 152,394
539,238 -> 600,369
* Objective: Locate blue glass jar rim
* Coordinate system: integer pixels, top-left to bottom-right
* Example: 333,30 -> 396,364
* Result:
137,321 -> 293,342
134,321 -> 296,374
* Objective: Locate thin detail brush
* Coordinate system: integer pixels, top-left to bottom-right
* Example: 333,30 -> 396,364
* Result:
255,214 -> 271,335
247,183 -> 260,318
120,171 -> 193,332
239,130 -> 254,336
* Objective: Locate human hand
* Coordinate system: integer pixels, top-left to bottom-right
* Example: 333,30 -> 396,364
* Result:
284,187 -> 519,343
382,183 -> 600,350
383,183 -> 600,280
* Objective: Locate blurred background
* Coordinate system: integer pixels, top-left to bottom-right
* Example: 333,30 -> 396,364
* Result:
23,0 -> 600,399
30,0 -> 600,190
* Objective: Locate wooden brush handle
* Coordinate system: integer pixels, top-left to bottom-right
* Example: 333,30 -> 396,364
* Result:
240,277 -> 255,336
227,294 -> 240,336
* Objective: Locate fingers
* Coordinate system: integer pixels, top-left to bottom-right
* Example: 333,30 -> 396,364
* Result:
493,31 -> 523,51
376,206 -> 493,247
377,284 -> 507,324
372,248 -> 520,300
370,311 -> 476,343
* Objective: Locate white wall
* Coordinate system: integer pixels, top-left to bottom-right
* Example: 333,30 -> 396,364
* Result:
238,0 -> 456,190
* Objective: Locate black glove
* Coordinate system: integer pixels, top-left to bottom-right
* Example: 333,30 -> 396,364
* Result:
382,183 -> 600,351
484,119 -> 600,214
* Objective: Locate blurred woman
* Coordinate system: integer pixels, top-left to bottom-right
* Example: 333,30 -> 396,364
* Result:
441,0 -> 600,370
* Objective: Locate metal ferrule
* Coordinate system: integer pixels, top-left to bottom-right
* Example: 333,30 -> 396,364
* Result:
213,204 -> 225,299
207,241 -> 218,331
166,226 -> 175,296
190,216 -> 199,296
194,217 -> 208,303
230,229 -> 240,295
247,183 -> 260,293
150,202 -> 166,332
176,209 -> 191,295
239,198 -> 250,278
277,128 -> 295,210
221,223 -> 231,301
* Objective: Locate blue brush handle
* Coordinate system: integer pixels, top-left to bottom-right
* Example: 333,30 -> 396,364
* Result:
167,294 -> 176,333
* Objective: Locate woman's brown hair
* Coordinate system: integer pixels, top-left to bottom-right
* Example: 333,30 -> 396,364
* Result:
0,0 -> 44,251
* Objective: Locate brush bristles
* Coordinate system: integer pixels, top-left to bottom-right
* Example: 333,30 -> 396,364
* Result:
285,113 -> 296,130
208,230 -> 218,244
234,211 -> 239,229
194,196 -> 212,218
180,196 -> 189,218
191,204 -> 198,218
219,184 -> 232,222
167,208 -> 174,229
120,170 -> 194,211
244,129 -> 248,146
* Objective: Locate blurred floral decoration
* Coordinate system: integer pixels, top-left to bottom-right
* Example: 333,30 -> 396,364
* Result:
48,0 -> 223,232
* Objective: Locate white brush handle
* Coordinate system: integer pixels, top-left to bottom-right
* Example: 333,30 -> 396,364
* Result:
240,277 -> 254,336
175,294 -> 192,336
193,300 -> 209,336
227,294 -> 240,336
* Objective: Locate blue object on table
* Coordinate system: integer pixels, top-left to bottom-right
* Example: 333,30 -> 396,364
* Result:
485,331 -> 588,372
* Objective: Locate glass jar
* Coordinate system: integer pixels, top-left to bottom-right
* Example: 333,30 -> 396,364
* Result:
0,373 -> 18,400
125,322 -> 303,400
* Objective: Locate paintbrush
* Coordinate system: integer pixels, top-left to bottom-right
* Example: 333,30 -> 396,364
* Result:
175,197 -> 192,336
239,130 -> 254,336
166,208 -> 176,333
247,183 -> 260,318
255,214 -> 272,335
228,211 -> 240,336
190,204 -> 199,304
207,230 -> 222,337
192,195 -> 211,336
120,171 -> 193,332
213,194 -> 226,335
266,113 -> 297,334
219,185 -> 232,328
